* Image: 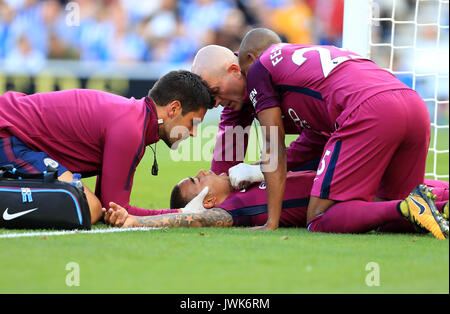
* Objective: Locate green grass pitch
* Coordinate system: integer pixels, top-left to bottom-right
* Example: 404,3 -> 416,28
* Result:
0,124 -> 448,294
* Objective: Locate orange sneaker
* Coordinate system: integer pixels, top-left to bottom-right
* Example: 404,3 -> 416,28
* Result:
398,185 -> 448,239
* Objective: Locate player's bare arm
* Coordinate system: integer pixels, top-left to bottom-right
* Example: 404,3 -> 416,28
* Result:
104,202 -> 233,228
135,209 -> 233,228
255,107 -> 287,230
306,197 -> 336,223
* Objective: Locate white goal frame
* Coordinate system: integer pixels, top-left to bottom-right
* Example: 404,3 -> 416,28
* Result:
343,0 -> 449,180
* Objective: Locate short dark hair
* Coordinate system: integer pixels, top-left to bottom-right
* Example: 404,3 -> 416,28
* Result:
149,70 -> 215,115
170,184 -> 190,209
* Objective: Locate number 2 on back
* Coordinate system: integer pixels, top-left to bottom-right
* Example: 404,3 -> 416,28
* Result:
292,47 -> 361,78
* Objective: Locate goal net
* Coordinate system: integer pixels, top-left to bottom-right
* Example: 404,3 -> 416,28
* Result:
343,0 -> 449,181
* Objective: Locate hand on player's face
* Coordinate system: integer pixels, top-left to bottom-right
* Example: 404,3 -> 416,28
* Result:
178,170 -> 230,206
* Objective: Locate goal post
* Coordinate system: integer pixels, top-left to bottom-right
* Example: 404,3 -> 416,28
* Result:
342,0 -> 372,58
342,0 -> 449,181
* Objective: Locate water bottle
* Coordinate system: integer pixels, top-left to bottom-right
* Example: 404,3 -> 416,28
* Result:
71,173 -> 83,190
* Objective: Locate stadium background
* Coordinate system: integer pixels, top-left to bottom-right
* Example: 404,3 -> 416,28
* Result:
1,0 -> 447,108
1,0 -> 448,163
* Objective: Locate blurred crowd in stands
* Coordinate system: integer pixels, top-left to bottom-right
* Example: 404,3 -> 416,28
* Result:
0,0 -> 447,123
0,0 -> 345,68
0,0 -> 447,107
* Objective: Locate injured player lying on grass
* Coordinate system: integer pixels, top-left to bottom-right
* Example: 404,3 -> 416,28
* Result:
104,165 -> 449,239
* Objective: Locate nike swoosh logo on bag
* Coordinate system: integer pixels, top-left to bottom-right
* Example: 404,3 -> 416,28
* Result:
3,208 -> 38,221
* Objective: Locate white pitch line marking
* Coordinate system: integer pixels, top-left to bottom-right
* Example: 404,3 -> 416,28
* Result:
0,227 -> 161,239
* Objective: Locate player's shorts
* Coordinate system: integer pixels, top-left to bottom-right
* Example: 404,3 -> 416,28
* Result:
310,89 -> 430,202
0,136 -> 68,176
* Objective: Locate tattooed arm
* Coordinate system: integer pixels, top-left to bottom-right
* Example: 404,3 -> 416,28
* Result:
104,202 -> 233,228
135,208 -> 233,228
